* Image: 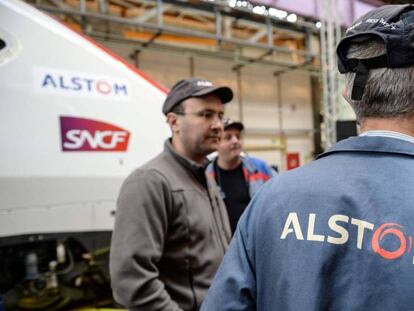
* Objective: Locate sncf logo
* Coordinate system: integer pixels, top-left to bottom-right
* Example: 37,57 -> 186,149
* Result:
60,116 -> 130,152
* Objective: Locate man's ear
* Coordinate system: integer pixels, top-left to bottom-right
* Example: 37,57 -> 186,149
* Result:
342,85 -> 351,103
166,112 -> 180,134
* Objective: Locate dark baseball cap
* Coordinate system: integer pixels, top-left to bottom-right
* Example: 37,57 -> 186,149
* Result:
337,4 -> 414,100
162,78 -> 233,115
223,119 -> 244,131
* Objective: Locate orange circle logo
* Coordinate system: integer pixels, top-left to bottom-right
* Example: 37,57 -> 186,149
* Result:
372,223 -> 412,260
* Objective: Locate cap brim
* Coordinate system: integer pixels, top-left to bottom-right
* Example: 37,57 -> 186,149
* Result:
192,86 -> 233,104
224,122 -> 244,131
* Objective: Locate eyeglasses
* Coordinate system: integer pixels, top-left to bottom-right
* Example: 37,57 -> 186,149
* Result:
175,110 -> 226,123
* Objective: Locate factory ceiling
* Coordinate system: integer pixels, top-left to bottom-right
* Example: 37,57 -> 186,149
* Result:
27,0 -> 322,72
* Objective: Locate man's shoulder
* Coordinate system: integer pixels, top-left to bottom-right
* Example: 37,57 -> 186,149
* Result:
140,150 -> 170,171
238,158 -> 348,237
123,151 -> 171,184
126,149 -> 193,189
245,155 -> 267,165
251,157 -> 341,207
243,155 -> 275,176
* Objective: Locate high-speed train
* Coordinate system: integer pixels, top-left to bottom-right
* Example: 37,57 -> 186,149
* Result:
0,0 -> 169,309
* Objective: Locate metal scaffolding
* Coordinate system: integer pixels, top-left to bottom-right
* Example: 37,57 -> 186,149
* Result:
27,0 -> 320,71
320,0 -> 342,149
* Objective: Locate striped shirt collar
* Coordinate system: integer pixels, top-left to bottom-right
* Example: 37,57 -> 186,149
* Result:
360,130 -> 414,144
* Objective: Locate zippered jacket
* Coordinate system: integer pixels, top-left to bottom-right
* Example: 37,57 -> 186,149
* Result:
110,139 -> 231,311
206,156 -> 276,199
201,136 -> 414,311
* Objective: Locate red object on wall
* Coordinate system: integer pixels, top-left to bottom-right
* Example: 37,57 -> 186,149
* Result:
287,153 -> 300,170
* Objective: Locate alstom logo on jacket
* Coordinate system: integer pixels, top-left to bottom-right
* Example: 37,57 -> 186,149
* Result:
33,67 -> 130,101
281,212 -> 414,264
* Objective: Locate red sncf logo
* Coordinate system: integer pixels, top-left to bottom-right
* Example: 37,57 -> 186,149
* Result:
60,116 -> 130,152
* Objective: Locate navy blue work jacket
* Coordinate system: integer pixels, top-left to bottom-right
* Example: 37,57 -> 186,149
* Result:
201,136 -> 414,311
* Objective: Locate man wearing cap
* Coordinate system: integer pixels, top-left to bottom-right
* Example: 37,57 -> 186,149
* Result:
110,78 -> 232,311
206,119 -> 276,234
201,5 -> 414,310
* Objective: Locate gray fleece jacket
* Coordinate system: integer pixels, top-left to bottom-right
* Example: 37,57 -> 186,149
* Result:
110,139 -> 231,311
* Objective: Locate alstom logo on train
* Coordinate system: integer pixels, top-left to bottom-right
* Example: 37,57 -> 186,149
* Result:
41,75 -> 127,95
33,67 -> 130,100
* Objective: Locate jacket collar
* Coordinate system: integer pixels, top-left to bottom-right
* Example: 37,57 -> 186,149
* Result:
241,156 -> 256,173
316,135 -> 414,160
164,139 -> 208,187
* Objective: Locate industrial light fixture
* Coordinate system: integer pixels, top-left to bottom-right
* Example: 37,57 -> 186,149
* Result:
227,0 -> 295,22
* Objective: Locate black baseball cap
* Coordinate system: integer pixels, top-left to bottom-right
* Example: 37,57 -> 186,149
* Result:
162,78 -> 233,115
223,119 -> 244,131
337,4 -> 414,100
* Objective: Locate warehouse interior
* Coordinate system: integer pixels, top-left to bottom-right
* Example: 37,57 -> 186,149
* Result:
23,0 -> 403,169
1,0 -> 410,310
29,0 -> 327,170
